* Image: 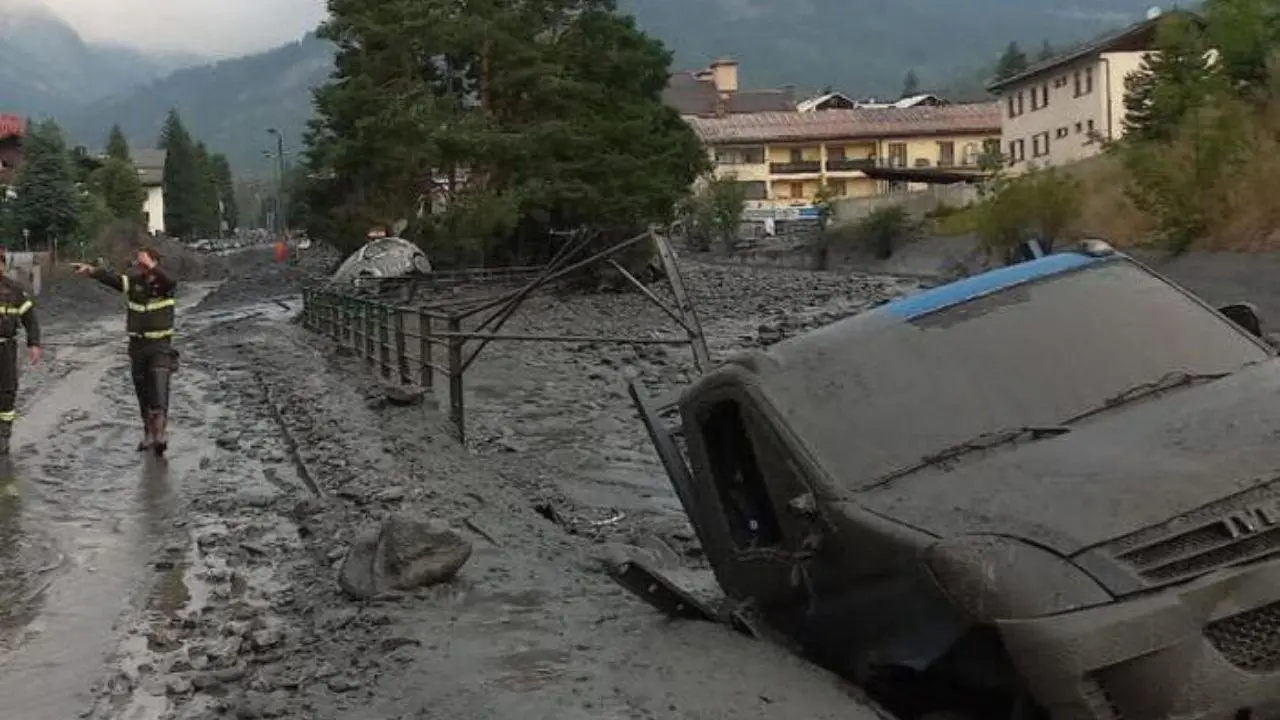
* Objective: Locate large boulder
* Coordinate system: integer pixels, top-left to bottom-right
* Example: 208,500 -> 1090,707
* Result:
338,512 -> 472,599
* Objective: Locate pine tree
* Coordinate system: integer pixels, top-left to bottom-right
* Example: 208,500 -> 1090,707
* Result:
106,125 -> 131,161
304,0 -> 708,260
994,42 -> 1029,81
159,110 -> 201,238
96,125 -> 146,220
1122,14 -> 1219,143
13,120 -> 80,248
209,154 -> 237,232
901,69 -> 920,98
1037,39 -> 1055,61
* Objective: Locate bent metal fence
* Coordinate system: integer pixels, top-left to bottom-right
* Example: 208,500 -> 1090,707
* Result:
299,228 -> 709,443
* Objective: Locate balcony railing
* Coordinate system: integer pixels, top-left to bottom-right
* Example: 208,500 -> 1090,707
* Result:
825,158 -> 876,172
769,161 -> 822,174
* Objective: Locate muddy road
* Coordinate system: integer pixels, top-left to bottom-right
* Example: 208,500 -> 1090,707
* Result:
0,248 -> 917,720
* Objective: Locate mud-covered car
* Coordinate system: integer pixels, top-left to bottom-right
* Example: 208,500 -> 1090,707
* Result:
631,241 -> 1280,720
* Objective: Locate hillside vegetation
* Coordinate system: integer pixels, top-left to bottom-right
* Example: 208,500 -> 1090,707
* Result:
949,1 -> 1280,256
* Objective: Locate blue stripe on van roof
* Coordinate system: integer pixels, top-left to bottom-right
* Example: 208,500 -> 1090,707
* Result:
881,252 -> 1103,319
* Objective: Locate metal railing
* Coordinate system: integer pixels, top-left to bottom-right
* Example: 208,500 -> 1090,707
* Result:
300,228 -> 709,444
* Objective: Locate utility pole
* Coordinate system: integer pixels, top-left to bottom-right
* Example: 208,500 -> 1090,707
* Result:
267,128 -> 286,236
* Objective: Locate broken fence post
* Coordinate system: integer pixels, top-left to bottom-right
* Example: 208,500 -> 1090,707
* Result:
419,310 -> 433,389
447,315 -> 465,443
394,308 -> 409,385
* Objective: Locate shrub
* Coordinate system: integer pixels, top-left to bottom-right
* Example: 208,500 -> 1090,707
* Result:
974,167 -> 1083,258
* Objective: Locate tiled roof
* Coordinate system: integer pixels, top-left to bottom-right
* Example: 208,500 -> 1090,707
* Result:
662,72 -> 795,116
686,103 -> 1001,144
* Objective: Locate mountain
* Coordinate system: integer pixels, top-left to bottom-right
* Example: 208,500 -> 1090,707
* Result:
0,0 -> 203,116
57,0 -> 1164,177
61,34 -> 332,176
618,0 -> 1160,96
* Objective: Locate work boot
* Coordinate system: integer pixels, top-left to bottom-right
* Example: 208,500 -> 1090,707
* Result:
150,411 -> 168,456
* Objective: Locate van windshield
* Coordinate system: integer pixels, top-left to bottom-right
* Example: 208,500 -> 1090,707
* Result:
771,258 -> 1271,489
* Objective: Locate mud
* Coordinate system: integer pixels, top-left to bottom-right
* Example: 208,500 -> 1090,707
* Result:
0,246 -> 918,720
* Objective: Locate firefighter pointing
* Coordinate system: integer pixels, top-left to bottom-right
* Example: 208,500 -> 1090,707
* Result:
0,250 -> 42,456
72,247 -> 179,455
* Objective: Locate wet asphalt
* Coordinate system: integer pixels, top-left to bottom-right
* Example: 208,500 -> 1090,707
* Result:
0,247 -> 926,720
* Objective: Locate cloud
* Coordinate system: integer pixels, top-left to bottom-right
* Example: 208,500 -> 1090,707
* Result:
41,0 -> 326,57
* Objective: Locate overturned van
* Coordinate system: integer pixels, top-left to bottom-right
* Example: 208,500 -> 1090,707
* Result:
630,241 -> 1280,719
329,237 -> 432,286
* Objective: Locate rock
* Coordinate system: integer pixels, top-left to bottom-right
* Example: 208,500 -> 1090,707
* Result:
326,675 -> 361,693
165,676 -> 194,695
337,513 -> 472,599
383,385 -> 425,406
235,690 -> 290,718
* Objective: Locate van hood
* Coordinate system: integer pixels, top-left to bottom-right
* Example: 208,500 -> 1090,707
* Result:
857,360 -> 1280,556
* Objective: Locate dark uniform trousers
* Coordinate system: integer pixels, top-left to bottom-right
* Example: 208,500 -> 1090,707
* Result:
0,279 -> 37,444
90,266 -> 178,430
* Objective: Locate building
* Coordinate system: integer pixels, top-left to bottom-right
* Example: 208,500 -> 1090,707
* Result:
132,149 -> 166,236
986,11 -> 1195,170
686,103 -> 1001,210
74,147 -> 167,235
0,114 -> 25,185
663,58 -> 796,117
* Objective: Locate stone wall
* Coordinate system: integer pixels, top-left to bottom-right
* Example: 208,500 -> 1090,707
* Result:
831,184 -> 980,226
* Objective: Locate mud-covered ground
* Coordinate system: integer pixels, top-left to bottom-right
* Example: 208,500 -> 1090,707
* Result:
0,247 -> 922,720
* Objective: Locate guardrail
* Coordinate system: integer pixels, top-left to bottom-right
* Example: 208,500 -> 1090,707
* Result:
300,229 -> 710,444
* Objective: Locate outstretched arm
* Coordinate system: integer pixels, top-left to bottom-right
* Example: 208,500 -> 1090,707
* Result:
71,263 -> 125,292
19,293 -> 41,365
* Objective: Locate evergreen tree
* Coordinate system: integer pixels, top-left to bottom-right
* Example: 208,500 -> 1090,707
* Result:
303,0 -> 707,261
96,125 -> 146,221
1037,39 -> 1055,61
1203,0 -> 1280,95
13,120 -> 80,248
1122,15 -> 1219,143
994,42 -> 1029,81
210,154 -> 237,232
159,110 -> 201,238
901,69 -> 920,97
106,124 -> 131,161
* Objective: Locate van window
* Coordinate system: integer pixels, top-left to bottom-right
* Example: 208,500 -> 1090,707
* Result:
701,400 -> 782,548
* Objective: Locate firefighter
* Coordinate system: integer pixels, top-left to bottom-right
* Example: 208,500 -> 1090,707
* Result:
72,247 -> 179,455
0,250 -> 42,456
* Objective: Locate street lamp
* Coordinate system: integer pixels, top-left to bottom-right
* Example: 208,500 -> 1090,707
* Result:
266,128 -> 286,236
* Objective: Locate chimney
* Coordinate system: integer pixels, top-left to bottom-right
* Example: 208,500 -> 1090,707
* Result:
709,57 -> 739,94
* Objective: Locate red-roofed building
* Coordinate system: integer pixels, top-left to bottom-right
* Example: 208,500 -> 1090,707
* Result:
0,113 -> 25,185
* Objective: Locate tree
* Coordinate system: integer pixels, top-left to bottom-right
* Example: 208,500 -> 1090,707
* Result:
94,125 -> 146,221
994,42 -> 1029,81
1122,15 -> 1219,143
901,69 -> 920,97
302,0 -> 708,263
1203,0 -> 1280,95
12,120 -> 80,249
106,124 -> 131,161
159,110 -> 201,238
209,154 -> 237,232
1037,39 -> 1055,61
975,167 -> 1083,258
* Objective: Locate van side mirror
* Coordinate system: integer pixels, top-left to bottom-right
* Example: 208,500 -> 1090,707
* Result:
1219,302 -> 1264,338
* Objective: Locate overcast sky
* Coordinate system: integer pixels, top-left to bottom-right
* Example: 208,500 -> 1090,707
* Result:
42,0 -> 326,57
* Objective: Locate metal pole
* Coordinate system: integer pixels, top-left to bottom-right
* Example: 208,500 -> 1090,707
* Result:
276,131 -> 286,235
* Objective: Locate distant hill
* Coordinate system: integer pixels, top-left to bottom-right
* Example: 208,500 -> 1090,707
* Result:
0,1 -> 201,116
54,0 -> 1165,178
61,34 -> 332,175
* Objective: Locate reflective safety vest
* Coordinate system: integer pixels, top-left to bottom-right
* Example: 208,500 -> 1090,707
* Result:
0,277 -> 34,342
122,273 -> 175,339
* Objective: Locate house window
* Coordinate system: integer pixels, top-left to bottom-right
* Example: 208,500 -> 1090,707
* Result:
789,148 -> 804,163
1087,119 -> 1096,135
1032,131 -> 1050,158
887,142 -> 907,168
828,179 -> 848,196
738,181 -> 767,201
827,146 -> 846,160
1075,121 -> 1084,133
1030,88 -> 1041,111
1056,127 -> 1069,139
700,400 -> 781,549
1009,138 -> 1026,163
1084,66 -> 1094,94
789,181 -> 804,199
1073,70 -> 1081,96
714,146 -> 765,164
1054,76 -> 1068,88
1041,84 -> 1049,107
937,141 -> 955,166
1007,95 -> 1018,118
1016,91 -> 1024,115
